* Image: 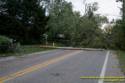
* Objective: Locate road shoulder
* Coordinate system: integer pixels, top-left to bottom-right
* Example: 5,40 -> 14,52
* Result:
0,49 -> 57,62
105,51 -> 125,83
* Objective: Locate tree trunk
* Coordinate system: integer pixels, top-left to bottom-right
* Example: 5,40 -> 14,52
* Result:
123,0 -> 125,21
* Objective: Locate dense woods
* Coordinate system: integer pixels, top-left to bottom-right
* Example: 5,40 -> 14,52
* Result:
0,0 -> 125,50
0,0 -> 49,44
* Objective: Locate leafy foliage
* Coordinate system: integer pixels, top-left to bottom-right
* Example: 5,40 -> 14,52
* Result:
47,1 -> 108,48
0,0 -> 48,44
1,0 -> 124,50
0,36 -> 12,53
108,0 -> 125,50
110,21 -> 125,50
0,36 -> 12,45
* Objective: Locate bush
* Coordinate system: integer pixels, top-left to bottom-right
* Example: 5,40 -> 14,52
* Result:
0,36 -> 12,44
0,36 -> 20,53
0,36 -> 12,52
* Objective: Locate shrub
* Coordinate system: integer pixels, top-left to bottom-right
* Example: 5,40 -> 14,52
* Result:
0,36 -> 12,52
0,36 -> 20,53
0,36 -> 12,44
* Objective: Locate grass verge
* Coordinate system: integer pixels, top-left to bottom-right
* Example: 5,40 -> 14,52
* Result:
116,51 -> 125,75
0,45 -> 54,57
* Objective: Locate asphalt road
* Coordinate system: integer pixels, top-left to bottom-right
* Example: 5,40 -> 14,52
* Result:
0,49 -> 124,83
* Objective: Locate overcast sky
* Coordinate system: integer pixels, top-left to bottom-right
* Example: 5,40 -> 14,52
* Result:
66,0 -> 122,21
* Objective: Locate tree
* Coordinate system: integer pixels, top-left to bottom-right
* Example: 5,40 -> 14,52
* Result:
112,0 -> 125,50
47,0 -> 76,45
0,0 -> 48,44
47,1 -> 108,48
116,0 -> 125,20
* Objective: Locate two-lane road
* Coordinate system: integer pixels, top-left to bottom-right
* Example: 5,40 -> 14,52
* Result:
0,49 -> 124,83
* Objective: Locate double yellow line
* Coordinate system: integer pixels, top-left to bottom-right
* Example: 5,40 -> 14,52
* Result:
0,51 -> 81,83
80,76 -> 125,79
80,76 -> 125,82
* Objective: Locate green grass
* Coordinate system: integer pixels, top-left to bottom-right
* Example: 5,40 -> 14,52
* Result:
0,45 -> 53,57
116,51 -> 125,75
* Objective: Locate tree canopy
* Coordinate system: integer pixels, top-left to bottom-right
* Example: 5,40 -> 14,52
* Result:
0,0 -> 48,44
0,0 -> 124,50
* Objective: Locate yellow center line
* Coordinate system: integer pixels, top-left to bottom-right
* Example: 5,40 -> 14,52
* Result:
0,51 -> 81,83
80,76 -> 125,82
80,76 -> 125,79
